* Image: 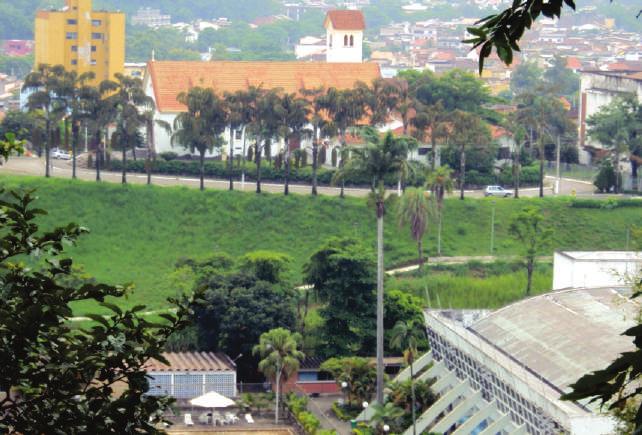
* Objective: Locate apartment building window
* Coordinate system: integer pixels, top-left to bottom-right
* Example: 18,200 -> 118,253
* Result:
91,46 -> 96,52
91,33 -> 103,40
67,19 -> 77,25
66,32 -> 78,40
92,20 -> 102,26
71,46 -> 78,52
90,60 -> 97,65
71,59 -> 78,65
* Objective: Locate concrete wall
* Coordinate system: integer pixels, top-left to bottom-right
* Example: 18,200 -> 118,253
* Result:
553,252 -> 642,290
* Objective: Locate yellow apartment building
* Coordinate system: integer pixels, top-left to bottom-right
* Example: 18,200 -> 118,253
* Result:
34,0 -> 125,83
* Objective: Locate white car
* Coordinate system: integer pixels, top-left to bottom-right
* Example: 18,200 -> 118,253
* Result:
484,185 -> 512,198
51,148 -> 71,160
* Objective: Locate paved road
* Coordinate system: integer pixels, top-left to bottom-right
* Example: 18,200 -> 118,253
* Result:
0,156 -> 597,198
306,395 -> 351,435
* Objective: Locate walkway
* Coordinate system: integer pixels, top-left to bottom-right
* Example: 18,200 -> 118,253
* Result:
305,395 -> 351,435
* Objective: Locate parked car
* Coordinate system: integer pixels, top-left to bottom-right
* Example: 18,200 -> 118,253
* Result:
51,148 -> 71,160
484,185 -> 512,197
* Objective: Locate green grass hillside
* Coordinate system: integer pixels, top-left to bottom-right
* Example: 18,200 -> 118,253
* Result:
0,174 -> 639,314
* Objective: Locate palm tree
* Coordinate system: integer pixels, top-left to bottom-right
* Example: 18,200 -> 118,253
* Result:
142,109 -> 171,185
448,110 -> 491,200
79,84 -> 113,182
23,64 -> 68,177
335,129 -> 412,405
224,90 -> 253,191
390,320 -> 426,435
252,328 -> 304,424
276,92 -> 310,195
322,87 -> 366,197
246,87 -> 281,194
390,78 -> 413,136
398,188 -> 431,269
426,166 -> 454,256
301,87 -> 331,196
101,74 -> 155,184
171,87 -> 227,191
505,113 -> 527,198
57,69 -> 95,179
411,100 -> 447,170
369,402 -> 404,435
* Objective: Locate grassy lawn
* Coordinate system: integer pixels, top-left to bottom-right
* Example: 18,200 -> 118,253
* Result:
0,174 -> 639,314
386,261 -> 553,309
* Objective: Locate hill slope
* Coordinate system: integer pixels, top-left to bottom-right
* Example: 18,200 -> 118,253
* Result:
0,175 -> 638,314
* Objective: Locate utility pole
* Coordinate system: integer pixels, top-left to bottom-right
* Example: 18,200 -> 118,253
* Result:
555,135 -> 561,195
490,200 -> 496,255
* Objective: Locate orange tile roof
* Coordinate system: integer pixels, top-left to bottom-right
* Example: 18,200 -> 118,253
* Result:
324,10 -> 366,31
148,60 -> 381,113
145,352 -> 235,372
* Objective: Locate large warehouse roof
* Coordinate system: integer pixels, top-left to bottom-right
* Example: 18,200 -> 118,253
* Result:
558,251 -> 642,262
470,287 -> 638,390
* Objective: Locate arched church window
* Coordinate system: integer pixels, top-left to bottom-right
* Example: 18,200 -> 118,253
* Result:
349,35 -> 354,47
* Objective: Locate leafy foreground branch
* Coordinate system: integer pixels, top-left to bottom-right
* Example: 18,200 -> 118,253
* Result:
0,189 -> 196,434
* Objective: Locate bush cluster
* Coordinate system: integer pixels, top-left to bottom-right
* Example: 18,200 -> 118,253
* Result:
285,393 -> 330,435
570,198 -> 642,209
103,159 -> 540,189
331,402 -> 361,421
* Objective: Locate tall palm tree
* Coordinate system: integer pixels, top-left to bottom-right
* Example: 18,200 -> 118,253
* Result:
78,83 -> 113,182
448,110 -> 491,200
505,113 -> 527,198
369,402 -> 405,435
322,87 -> 366,197
390,78 -> 413,136
101,74 -> 154,184
390,320 -> 426,435
23,64 -> 68,177
398,188 -> 431,269
142,109 -> 171,185
335,129 -> 412,405
171,87 -> 227,191
411,100 -> 447,169
252,328 -> 304,424
224,90 -> 251,191
276,92 -> 310,195
515,91 -> 567,197
57,69 -> 95,179
246,87 -> 281,194
426,166 -> 454,256
301,87 -> 331,196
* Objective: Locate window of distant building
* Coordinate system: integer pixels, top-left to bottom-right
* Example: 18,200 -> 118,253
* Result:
92,20 -> 102,27
71,59 -> 78,65
71,45 -> 78,52
90,59 -> 97,65
349,35 -> 354,47
343,35 -> 348,46
91,45 -> 96,52
66,32 -> 77,40
91,33 -> 103,40
67,19 -> 77,25
235,129 -> 242,140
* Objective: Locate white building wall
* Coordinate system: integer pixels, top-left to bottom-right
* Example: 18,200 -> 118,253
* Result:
553,251 -> 642,290
326,23 -> 363,63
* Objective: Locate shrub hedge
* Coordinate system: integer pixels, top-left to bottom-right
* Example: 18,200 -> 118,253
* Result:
570,198 -> 642,209
104,159 -> 540,189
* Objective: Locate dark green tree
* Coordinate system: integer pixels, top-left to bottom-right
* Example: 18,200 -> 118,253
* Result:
0,189 -> 194,433
510,61 -> 543,96
508,206 -> 552,295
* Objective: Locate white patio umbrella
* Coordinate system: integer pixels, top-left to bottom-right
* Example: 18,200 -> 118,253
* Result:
190,391 -> 235,408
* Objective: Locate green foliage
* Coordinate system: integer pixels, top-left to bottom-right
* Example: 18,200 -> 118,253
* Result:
386,261 -> 553,309
191,254 -> 298,380
0,132 -> 25,161
0,176 -> 639,316
510,61 -> 543,96
331,402 -> 362,421
543,55 -> 580,99
0,189 -> 194,433
126,26 -> 200,62
305,238 -> 376,356
320,357 -> 378,407
240,250 -> 292,283
594,160 -> 618,193
0,53 -> 34,77
387,378 -> 438,419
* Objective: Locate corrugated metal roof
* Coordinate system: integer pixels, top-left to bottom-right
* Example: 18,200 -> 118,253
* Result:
145,352 -> 235,372
470,287 -> 638,390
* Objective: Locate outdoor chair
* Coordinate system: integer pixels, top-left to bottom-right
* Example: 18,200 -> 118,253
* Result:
225,412 -> 239,424
198,413 -> 210,424
184,413 -> 194,427
245,413 -> 255,424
